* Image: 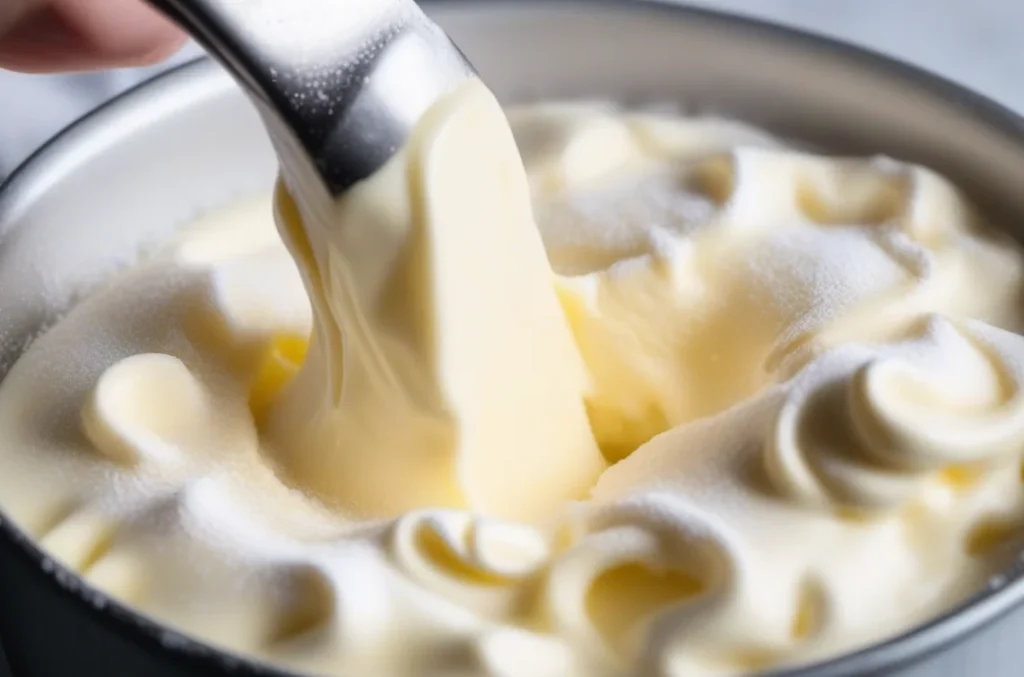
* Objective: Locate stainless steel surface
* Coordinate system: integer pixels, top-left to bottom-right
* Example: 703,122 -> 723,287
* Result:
2,2 -> 1024,676
145,0 -> 474,194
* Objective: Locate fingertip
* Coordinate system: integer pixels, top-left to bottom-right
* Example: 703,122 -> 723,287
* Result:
55,0 -> 188,67
0,0 -> 188,73
116,29 -> 188,68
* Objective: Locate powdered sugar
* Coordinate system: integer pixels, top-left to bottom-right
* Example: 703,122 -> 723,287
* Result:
743,221 -> 914,360
536,167 -> 723,276
212,0 -> 413,68
3,100 -> 1024,677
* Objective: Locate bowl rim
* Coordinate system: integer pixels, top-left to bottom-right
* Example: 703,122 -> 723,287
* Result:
2,2 -> 1024,676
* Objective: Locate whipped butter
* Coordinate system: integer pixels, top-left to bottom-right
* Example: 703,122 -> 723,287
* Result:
264,80 -> 604,520
1,79 -> 1024,677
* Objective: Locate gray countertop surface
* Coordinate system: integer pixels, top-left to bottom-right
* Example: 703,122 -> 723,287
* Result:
689,0 -> 1024,112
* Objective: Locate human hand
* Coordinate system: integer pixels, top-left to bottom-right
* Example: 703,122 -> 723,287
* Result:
0,0 -> 185,72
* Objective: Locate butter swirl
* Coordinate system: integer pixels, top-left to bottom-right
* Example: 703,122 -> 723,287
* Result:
767,317 -> 1024,511
1,99 -> 1024,677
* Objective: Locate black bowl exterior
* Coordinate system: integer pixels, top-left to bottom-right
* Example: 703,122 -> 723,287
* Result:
0,534 -> 231,677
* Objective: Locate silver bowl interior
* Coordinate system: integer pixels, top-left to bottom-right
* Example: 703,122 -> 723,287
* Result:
2,1 -> 1024,676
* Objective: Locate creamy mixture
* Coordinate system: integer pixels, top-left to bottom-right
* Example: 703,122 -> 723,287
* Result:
2,79 -> 1024,677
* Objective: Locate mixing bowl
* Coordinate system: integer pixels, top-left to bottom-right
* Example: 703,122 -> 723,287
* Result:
2,1 -> 1024,676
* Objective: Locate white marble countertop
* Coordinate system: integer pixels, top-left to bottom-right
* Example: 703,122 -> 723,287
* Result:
1,0 -> 1022,177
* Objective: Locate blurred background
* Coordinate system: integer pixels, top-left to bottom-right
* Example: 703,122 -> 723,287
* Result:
1,0 -> 1023,179
0,0 -> 1022,675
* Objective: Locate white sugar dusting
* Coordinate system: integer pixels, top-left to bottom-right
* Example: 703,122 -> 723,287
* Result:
745,222 -> 918,354
223,0 -> 413,66
1,99 -> 1023,677
537,168 -> 722,276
